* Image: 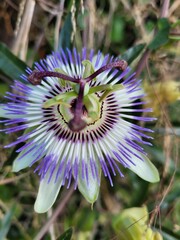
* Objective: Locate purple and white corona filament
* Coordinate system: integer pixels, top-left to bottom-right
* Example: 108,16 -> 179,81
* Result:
1,48 -> 159,213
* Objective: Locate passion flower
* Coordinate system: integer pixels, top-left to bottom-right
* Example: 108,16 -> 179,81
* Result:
1,48 -> 159,213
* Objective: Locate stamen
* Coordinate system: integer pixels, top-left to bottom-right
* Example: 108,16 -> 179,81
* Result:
28,70 -> 79,85
84,60 -> 128,82
27,59 -> 128,132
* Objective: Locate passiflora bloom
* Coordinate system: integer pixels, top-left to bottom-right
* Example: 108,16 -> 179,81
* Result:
1,48 -> 159,213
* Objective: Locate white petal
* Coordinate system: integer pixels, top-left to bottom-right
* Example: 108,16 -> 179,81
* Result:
12,144 -> 44,172
128,153 -> 159,183
78,161 -> 101,204
34,171 -> 63,213
12,156 -> 31,172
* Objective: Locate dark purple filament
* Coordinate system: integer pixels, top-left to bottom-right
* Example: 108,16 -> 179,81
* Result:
28,70 -> 79,85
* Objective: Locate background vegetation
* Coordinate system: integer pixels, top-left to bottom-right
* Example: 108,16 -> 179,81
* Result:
0,0 -> 179,239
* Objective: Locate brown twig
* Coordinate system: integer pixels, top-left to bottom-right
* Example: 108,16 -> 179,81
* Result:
54,0 -> 65,51
12,0 -> 36,60
5,0 -> 19,10
48,209 -> 56,240
135,50 -> 151,78
14,0 -> 26,37
34,186 -> 74,240
0,173 -> 29,185
37,0 -> 59,15
160,0 -> 170,18
71,0 -> 77,43
82,0 -> 96,49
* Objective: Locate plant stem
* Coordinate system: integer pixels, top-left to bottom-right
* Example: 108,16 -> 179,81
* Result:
34,186 -> 74,240
135,0 -> 170,78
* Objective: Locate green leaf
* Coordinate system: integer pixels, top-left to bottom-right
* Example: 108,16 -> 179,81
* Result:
74,207 -> 96,231
58,13 -> 73,50
0,42 -> 27,80
162,233 -> 180,240
171,19 -> 180,28
0,205 -> 16,240
169,35 -> 180,41
111,16 -> 125,43
120,44 -> 146,64
148,18 -> 170,50
0,83 -> 9,96
77,10 -> 88,30
57,228 -> 73,240
155,226 -> 180,240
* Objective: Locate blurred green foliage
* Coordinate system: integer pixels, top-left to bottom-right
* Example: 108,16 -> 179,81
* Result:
0,43 -> 27,81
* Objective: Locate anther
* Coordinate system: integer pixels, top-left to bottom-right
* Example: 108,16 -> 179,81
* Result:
28,70 -> 43,85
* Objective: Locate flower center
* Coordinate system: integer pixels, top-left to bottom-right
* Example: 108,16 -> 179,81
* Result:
28,59 -> 127,132
58,92 -> 102,129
